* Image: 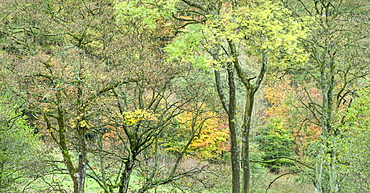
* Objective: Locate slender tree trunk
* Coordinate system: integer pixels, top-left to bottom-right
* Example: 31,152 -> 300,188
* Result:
47,91 -> 80,193
75,80 -> 87,193
241,89 -> 254,193
315,155 -> 323,193
329,154 -> 339,193
118,159 -> 135,193
227,66 -> 241,193
76,127 -> 88,193
317,58 -> 336,193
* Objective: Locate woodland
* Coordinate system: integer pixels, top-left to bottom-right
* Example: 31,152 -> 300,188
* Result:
0,0 -> 369,193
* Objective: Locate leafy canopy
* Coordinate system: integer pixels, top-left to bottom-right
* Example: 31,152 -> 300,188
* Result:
165,0 -> 311,69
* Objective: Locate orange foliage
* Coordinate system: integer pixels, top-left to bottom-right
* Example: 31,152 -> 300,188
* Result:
162,107 -> 229,161
261,76 -> 321,157
189,114 -> 229,160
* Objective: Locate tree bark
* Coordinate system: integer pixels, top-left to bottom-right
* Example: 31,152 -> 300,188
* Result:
214,49 -> 241,193
314,154 -> 323,193
227,65 -> 241,193
118,159 -> 135,193
241,89 -> 254,193
76,127 -> 88,193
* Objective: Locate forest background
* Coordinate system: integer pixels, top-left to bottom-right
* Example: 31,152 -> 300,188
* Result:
0,0 -> 369,193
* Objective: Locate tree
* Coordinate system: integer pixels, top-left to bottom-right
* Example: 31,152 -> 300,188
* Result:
165,1 -> 310,192
2,0 -> 219,192
282,0 -> 370,192
0,1 -> 140,192
87,71 -> 213,193
71,2 -> 218,192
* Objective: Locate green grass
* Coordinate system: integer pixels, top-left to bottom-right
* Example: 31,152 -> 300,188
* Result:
13,170 -> 314,193
8,148 -> 313,193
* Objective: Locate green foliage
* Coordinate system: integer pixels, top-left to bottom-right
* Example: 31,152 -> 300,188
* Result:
256,123 -> 295,171
165,0 -> 311,69
334,86 -> 370,192
208,0 -> 310,60
164,24 -> 209,68
2,0 -> 368,192
257,77 -> 303,171
115,0 -> 177,30
0,94 -> 41,190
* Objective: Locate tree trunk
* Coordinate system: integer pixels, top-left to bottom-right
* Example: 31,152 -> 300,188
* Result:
46,98 -> 81,193
118,160 -> 135,193
241,89 -> 254,193
319,59 -> 337,193
329,155 -> 339,193
227,66 -> 241,193
75,81 -> 88,193
76,129 -> 88,193
315,154 -> 323,193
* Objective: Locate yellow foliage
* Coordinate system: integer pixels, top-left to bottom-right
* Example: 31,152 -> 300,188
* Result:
167,109 -> 229,160
79,120 -> 88,128
167,0 -> 312,69
122,109 -> 158,126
